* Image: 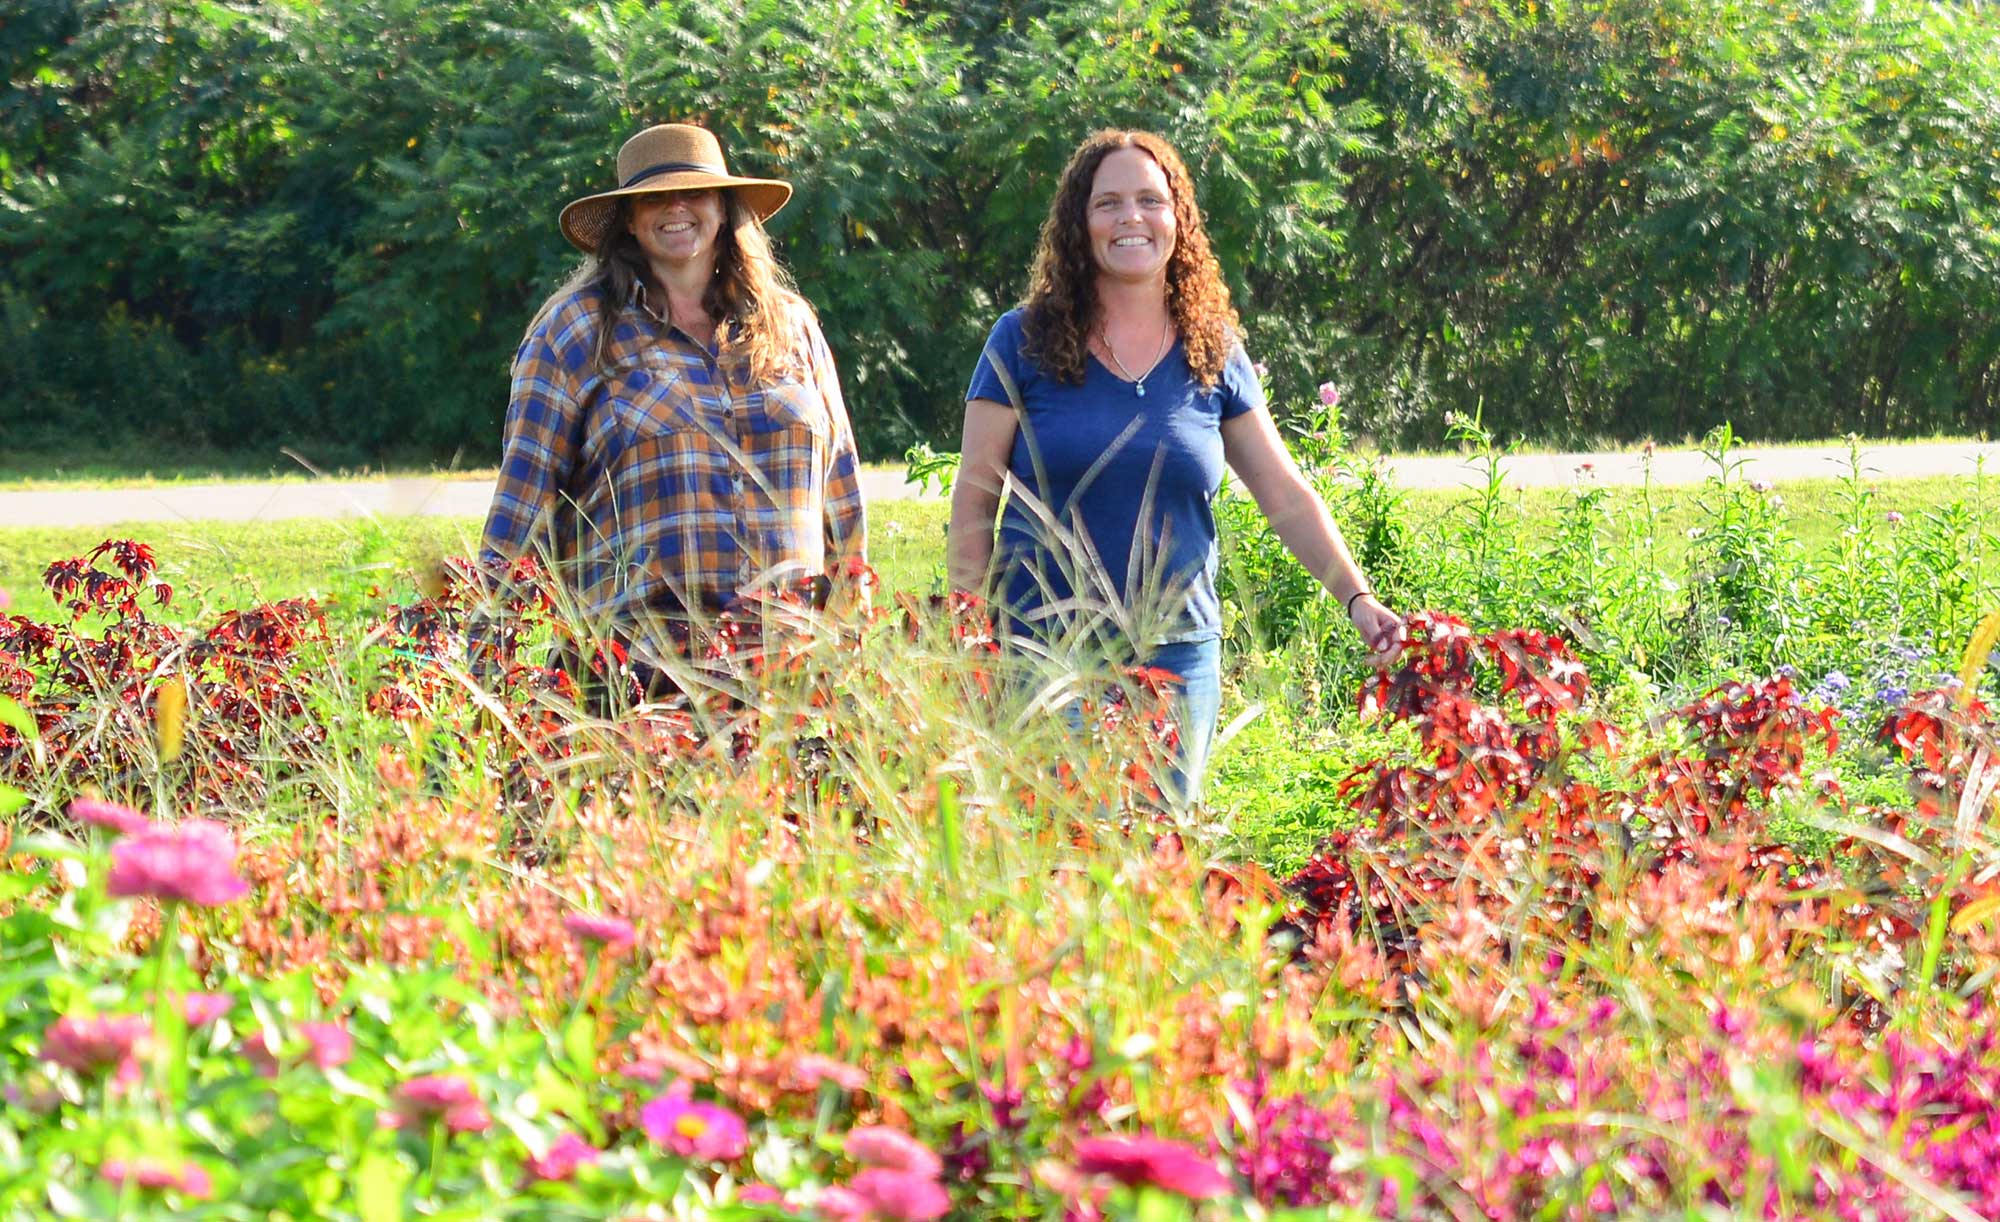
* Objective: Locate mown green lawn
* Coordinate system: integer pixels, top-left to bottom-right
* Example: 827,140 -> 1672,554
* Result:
6,474 -> 1993,624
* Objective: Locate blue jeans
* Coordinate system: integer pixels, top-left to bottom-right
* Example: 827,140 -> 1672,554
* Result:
1143,638 -> 1222,807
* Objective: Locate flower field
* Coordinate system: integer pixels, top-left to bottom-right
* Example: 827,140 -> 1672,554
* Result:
4,451 -> 2000,1217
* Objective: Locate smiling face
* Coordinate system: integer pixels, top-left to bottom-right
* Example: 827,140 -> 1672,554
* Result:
626,187 -> 726,273
1085,147 -> 1177,286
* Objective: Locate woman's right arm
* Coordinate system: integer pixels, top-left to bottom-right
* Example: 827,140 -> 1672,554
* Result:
946,397 -> 1018,594
481,327 -> 584,571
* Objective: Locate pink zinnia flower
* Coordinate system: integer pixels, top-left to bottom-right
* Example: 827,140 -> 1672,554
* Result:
1074,1135 -> 1232,1199
383,1073 -> 491,1133
107,818 -> 250,907
793,1053 -> 868,1091
70,797 -> 154,836
740,1184 -> 787,1205
821,1169 -> 950,1220
524,1132 -> 600,1182
179,992 -> 232,1027
40,1015 -> 150,1083
844,1126 -> 943,1179
1317,382 -> 1341,409
100,1157 -> 212,1198
640,1093 -> 749,1161
301,1021 -> 354,1069
252,1020 -> 355,1076
564,912 -> 637,951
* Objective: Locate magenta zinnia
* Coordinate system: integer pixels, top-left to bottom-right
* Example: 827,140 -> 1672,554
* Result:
821,1169 -> 951,1220
100,1157 -> 212,1199
844,1126 -> 943,1179
39,1015 -> 150,1084
383,1073 -> 491,1134
640,1093 -> 749,1161
107,818 -> 250,907
69,797 -> 154,836
178,992 -> 233,1027
524,1132 -> 600,1182
1074,1135 -> 1232,1199
564,911 -> 638,951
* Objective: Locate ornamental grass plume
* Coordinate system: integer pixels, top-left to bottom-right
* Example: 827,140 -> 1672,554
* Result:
69,796 -> 153,836
382,1073 -> 491,1133
1074,1135 -> 1232,1200
39,1015 -> 150,1084
639,1092 -> 749,1161
99,1157 -> 212,1199
843,1126 -> 943,1178
107,818 -> 250,906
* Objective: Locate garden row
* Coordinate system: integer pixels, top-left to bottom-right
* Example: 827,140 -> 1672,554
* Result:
2,456 -> 1999,1213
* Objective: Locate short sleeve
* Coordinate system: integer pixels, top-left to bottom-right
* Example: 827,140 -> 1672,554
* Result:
1219,342 -> 1266,421
965,309 -> 1031,409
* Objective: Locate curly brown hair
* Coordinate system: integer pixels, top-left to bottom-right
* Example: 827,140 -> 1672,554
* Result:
1020,130 -> 1241,388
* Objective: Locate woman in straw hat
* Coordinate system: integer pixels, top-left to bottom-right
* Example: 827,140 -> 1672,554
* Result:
479,123 -> 865,704
947,129 -> 1403,803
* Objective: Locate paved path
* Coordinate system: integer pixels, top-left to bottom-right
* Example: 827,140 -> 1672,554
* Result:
2,443 -> 1996,528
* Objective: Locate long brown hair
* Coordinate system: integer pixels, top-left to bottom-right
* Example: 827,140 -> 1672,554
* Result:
538,190 -> 807,385
1021,130 -> 1241,388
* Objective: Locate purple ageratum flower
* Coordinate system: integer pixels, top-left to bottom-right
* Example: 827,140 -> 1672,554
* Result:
70,797 -> 155,836
640,1093 -> 749,1161
107,819 -> 250,907
1819,670 -> 1851,697
564,911 -> 637,951
1317,382 -> 1341,409
1075,1135 -> 1233,1200
524,1132 -> 600,1182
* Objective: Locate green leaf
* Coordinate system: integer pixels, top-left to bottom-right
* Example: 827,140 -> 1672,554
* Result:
0,784 -> 26,819
355,1150 -> 411,1222
0,695 -> 36,741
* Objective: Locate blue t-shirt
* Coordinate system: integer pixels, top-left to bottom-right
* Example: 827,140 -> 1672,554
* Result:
965,308 -> 1263,646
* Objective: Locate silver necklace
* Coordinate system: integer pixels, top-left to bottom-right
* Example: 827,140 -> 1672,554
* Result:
1099,319 -> 1172,397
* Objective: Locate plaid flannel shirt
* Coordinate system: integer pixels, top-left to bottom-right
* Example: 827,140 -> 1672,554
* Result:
480,284 -> 866,646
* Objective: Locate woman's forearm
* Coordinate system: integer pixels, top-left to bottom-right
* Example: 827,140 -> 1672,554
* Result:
947,480 -> 1001,594
1261,478 -> 1370,604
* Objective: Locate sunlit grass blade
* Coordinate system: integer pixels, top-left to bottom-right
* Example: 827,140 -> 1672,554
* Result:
1957,608 -> 2000,706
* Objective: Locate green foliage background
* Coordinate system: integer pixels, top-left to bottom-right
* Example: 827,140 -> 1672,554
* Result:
4,0 -> 1998,462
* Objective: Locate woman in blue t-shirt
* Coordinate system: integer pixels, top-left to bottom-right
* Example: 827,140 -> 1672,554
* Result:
946,129 -> 1405,802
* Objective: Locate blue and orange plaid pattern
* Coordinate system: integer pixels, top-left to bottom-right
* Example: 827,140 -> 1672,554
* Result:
480,284 -> 866,637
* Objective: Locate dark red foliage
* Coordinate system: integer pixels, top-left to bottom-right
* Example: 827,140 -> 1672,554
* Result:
1283,611 -> 1972,1014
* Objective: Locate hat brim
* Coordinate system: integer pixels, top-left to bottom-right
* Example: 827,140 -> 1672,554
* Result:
558,172 -> 793,253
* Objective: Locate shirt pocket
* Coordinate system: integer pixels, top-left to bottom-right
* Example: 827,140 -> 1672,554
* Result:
755,377 -> 831,444
590,355 -> 702,454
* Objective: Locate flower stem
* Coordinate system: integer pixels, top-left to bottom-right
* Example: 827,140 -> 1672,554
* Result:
152,902 -> 185,1108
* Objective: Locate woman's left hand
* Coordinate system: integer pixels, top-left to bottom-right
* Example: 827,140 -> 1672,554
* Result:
1348,594 -> 1407,668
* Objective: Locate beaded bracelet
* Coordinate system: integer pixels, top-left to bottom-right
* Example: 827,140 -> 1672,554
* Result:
1344,589 -> 1374,615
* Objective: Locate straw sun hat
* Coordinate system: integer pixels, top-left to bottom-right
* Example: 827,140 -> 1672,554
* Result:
558,123 -> 793,253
